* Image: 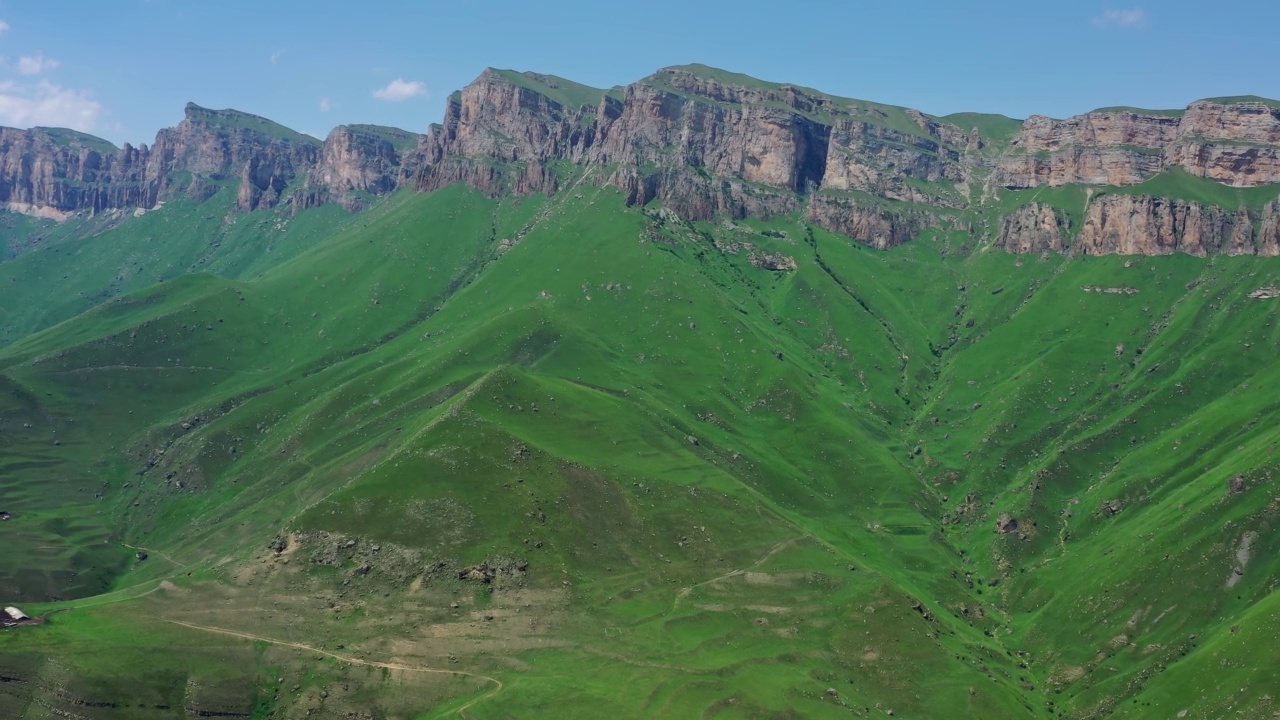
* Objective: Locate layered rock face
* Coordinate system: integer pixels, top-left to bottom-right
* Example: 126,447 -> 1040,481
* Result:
412,68 -> 1278,254
0,104 -> 419,217
150,103 -> 322,211
3,66 -> 1280,258
1074,195 -> 1253,256
998,203 -> 1068,253
589,71 -> 832,194
295,125 -> 421,210
998,100 -> 1280,188
997,194 -> 1280,257
409,66 -> 971,246
413,70 -> 597,196
0,127 -> 152,216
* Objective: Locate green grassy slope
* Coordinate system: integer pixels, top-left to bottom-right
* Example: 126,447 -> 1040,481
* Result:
1,180 -> 1279,718
0,186 -> 357,346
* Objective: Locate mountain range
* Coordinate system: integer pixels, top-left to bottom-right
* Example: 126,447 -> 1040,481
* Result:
6,64 -> 1280,258
1,64 -> 1279,719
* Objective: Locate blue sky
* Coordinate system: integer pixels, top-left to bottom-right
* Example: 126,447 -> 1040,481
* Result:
0,0 -> 1276,146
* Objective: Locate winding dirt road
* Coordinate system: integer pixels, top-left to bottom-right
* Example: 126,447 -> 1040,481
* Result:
165,619 -> 503,717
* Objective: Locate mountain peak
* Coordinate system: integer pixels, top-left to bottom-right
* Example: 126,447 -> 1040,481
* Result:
476,67 -> 610,109
181,102 -> 319,146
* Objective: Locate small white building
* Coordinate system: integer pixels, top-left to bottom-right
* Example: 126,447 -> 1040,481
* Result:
3,606 -> 28,621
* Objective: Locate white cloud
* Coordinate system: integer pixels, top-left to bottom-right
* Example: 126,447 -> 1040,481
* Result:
270,49 -> 285,65
1093,8 -> 1147,28
0,80 -> 102,131
17,53 -> 59,75
372,78 -> 426,101
318,97 -> 331,112
0,20 -> 10,35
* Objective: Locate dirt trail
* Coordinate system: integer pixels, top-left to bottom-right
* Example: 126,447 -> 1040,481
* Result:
123,542 -> 188,569
165,620 -> 502,717
674,538 -> 797,605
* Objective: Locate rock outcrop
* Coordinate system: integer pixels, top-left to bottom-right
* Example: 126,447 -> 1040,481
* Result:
998,203 -> 1067,253
806,193 -> 933,249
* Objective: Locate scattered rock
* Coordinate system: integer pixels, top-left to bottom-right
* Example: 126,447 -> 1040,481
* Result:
910,599 -> 934,621
1082,286 -> 1139,295
135,551 -> 148,561
1249,287 -> 1280,300
749,251 -> 797,271
1229,475 -> 1247,494
994,513 -> 1018,534
457,557 -> 529,585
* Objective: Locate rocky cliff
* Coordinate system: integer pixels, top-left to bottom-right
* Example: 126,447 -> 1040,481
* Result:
998,194 -> 1280,256
407,66 -> 972,246
0,104 -> 417,218
997,203 -> 1069,253
295,124 -> 420,210
0,127 -> 148,218
997,100 -> 1280,188
1073,194 -> 1278,256
4,66 -> 1280,258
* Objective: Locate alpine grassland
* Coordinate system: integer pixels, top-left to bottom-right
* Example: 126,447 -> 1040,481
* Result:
2,175 -> 1279,719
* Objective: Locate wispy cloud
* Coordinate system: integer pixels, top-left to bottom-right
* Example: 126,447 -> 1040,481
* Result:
0,80 -> 103,131
1093,8 -> 1147,28
270,49 -> 285,65
17,53 -> 59,75
318,97 -> 331,112
0,20 -> 10,35
372,78 -> 426,101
